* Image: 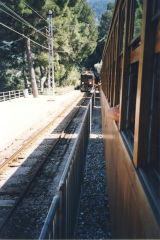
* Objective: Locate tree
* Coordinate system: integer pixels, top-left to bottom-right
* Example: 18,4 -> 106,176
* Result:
0,0 -> 47,96
0,0 -> 98,91
45,0 -> 98,86
133,0 -> 143,38
85,1 -> 114,68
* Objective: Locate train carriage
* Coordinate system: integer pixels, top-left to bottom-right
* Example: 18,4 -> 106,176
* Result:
100,0 -> 160,238
80,71 -> 95,92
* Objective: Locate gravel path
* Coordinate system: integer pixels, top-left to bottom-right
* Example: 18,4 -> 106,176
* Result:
75,93 -> 112,239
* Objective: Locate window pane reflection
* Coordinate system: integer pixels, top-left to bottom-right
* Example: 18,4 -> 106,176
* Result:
133,0 -> 143,39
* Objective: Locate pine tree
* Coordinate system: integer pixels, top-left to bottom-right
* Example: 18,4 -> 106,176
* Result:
0,0 -> 47,96
0,0 -> 98,90
85,1 -> 114,68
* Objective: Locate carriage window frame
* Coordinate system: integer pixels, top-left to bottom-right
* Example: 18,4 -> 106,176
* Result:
152,0 -> 160,17
131,0 -> 143,41
139,53 -> 160,214
147,53 -> 160,173
121,62 -> 139,155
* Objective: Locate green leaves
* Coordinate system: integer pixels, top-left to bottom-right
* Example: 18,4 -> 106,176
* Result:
84,1 -> 114,68
0,0 -> 98,90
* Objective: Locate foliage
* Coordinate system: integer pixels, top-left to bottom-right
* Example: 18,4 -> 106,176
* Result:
0,0 -> 98,91
133,0 -> 143,38
85,1 -> 114,68
86,0 -> 114,24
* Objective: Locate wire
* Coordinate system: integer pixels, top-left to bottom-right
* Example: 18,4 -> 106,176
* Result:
52,23 -> 90,30
22,0 -> 48,24
0,8 -> 47,36
0,1 -> 47,39
0,22 -> 49,50
0,26 -> 46,49
0,7 -> 41,33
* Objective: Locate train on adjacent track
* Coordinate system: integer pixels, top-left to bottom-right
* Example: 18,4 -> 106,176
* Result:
100,0 -> 160,238
80,70 -> 95,92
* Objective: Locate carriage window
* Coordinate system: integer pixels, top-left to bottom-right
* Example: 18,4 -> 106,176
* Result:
141,54 -> 160,202
148,54 -> 160,172
153,0 -> 160,16
123,62 -> 138,152
132,0 -> 143,39
119,7 -> 125,54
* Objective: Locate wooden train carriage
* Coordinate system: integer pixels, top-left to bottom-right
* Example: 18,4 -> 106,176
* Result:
100,0 -> 160,238
80,71 -> 95,92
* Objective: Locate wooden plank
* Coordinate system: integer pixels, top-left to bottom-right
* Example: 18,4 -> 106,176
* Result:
133,0 -> 156,167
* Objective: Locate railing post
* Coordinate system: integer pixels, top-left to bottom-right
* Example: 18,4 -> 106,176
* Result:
94,89 -> 96,106
3,92 -> 5,101
9,91 -> 11,100
90,98 -> 92,133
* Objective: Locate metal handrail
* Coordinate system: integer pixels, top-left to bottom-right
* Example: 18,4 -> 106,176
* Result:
39,97 -> 92,240
0,89 -> 33,102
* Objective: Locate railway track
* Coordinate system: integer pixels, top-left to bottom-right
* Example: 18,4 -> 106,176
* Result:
0,93 -> 92,239
0,92 -> 84,169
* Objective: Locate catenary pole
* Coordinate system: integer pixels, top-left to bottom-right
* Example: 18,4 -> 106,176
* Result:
48,10 -> 55,92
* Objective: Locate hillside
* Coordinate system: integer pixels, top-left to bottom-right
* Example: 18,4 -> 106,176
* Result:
86,0 -> 114,24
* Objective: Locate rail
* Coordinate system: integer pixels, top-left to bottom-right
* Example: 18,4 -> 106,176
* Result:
39,97 -> 92,239
0,89 -> 32,102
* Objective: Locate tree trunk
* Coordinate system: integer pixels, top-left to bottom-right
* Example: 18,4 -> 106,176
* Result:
40,67 -> 48,92
22,52 -> 28,89
26,38 -> 38,97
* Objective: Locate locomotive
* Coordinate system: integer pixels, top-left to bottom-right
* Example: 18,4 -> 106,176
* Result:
80,70 -> 95,92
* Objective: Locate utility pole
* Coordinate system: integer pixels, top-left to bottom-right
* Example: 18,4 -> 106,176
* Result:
48,10 -> 55,92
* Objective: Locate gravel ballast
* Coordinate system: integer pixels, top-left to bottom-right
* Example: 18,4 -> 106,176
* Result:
75,93 -> 111,239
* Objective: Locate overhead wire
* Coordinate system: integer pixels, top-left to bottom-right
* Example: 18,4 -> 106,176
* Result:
0,26 -> 46,49
0,19 -> 70,52
22,0 -> 48,24
0,1 -> 47,39
0,7 -> 46,37
0,2 -> 90,53
0,22 -> 49,50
